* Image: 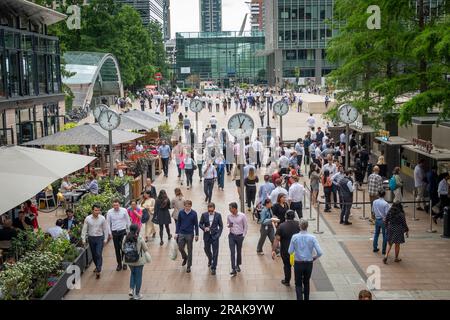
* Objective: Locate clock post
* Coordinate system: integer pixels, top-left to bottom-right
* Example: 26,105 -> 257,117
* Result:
273,101 -> 289,142
108,130 -> 114,180
345,123 -> 349,171
337,104 -> 359,171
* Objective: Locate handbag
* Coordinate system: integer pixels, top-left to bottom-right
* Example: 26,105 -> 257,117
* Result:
169,238 -> 178,260
144,251 -> 152,264
193,163 -> 198,170
151,212 -> 159,224
141,208 -> 150,224
290,253 -> 295,266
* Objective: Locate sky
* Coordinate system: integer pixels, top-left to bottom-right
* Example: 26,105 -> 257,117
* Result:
170,0 -> 250,38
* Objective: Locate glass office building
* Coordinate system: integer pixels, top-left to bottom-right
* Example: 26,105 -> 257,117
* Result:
263,0 -> 337,86
200,0 -> 222,32
175,31 -> 266,87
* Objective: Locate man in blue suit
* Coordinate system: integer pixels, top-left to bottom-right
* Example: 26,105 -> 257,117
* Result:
199,202 -> 224,275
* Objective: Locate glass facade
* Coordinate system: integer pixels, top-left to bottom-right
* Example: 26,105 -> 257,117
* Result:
200,0 -> 222,32
175,31 -> 266,85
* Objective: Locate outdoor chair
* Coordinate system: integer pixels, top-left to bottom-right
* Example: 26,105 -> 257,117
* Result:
38,189 -> 56,210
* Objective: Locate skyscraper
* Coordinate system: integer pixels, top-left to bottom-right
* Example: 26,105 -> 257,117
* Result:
163,0 -> 171,40
248,0 -> 264,31
199,0 -> 222,32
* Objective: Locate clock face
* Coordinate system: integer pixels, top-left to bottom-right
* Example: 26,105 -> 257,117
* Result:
273,101 -> 289,116
98,109 -> 121,131
227,113 -> 254,139
93,104 -> 109,120
189,99 -> 203,113
338,104 -> 359,124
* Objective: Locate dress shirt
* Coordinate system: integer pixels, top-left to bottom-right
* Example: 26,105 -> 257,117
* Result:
307,117 -> 316,128
203,164 -> 217,179
438,179 -> 449,196
289,183 -> 305,203
258,182 -> 276,203
309,144 -> 316,155
288,231 -> 323,262
340,133 -> 346,144
176,209 -> 199,235
209,117 -> 218,126
47,226 -> 70,240
322,163 -> 337,175
86,180 -> 98,194
81,214 -> 109,241
208,213 -> 214,225
227,212 -> 248,237
294,143 -> 304,155
368,173 -> 383,195
158,145 -> 171,158
372,198 -> 390,220
279,156 -> 290,169
206,136 -> 216,148
270,186 -> 288,204
183,118 -> 191,126
332,172 -> 344,186
414,165 -> 425,187
106,207 -> 131,234
315,147 -> 322,159
252,140 -> 263,152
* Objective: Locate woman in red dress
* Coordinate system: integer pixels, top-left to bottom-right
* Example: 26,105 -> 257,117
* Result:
23,200 -> 39,229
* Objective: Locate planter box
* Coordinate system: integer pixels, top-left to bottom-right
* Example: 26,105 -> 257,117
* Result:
116,182 -> 131,207
41,270 -> 71,300
73,248 -> 87,272
86,244 -> 93,266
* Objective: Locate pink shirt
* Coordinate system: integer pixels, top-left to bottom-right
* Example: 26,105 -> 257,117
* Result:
127,208 -> 142,229
227,212 -> 248,237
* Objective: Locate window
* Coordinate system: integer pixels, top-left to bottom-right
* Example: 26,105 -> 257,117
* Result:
0,111 -> 6,145
280,11 -> 289,19
313,30 -> 318,41
306,29 -> 311,40
37,54 -> 47,94
44,103 -> 59,136
327,29 -> 332,37
299,7 -> 305,20
305,6 -> 311,20
298,49 -> 307,60
0,53 -> 5,98
7,52 -> 20,97
299,30 -> 305,41
320,29 -> 326,40
292,30 -> 298,41
286,50 -> 297,60
47,55 -> 53,93
291,8 -> 298,19
53,56 -> 60,93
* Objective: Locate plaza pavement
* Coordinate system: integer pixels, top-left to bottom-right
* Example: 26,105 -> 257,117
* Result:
38,95 -> 450,300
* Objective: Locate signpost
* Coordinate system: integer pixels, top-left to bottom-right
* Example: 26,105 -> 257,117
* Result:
155,72 -> 163,90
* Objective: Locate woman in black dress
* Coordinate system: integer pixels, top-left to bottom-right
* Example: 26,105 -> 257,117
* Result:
245,168 -> 259,212
154,190 -> 172,246
272,193 -> 289,224
383,202 -> 409,264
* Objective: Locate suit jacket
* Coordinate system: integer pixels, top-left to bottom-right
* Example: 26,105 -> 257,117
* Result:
62,218 -> 78,230
199,212 -> 223,241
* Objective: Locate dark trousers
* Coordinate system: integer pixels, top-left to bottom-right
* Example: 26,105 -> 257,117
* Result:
296,155 -> 303,168
198,163 -> 203,179
159,224 -> 171,240
281,250 -> 292,282
331,185 -> 338,206
162,157 -> 169,176
140,104 -> 145,111
226,163 -> 233,174
304,153 -> 310,165
260,116 -> 264,127
294,261 -> 313,300
185,169 -> 193,186
340,197 -> 352,223
204,237 -> 220,270
246,186 -> 257,209
324,186 -> 332,210
112,229 -> 126,267
228,233 -> 244,270
290,201 -> 303,219
204,178 -> 214,202
88,236 -> 104,272
256,225 -> 274,252
178,234 -> 194,268
256,151 -> 262,168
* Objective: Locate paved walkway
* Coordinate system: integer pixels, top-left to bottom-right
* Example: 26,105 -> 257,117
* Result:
37,97 -> 450,300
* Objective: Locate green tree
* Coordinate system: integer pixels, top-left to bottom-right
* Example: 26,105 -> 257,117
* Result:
148,21 -> 168,79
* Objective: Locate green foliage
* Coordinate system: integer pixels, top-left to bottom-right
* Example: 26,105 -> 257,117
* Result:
10,229 -> 47,260
158,122 -> 175,141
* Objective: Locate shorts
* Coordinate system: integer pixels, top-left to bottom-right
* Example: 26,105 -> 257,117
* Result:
235,180 -> 241,187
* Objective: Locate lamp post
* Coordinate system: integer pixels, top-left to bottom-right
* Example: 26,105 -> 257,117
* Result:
265,91 -> 271,127
164,94 -> 169,124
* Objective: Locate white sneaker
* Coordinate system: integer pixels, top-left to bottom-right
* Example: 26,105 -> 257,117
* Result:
134,294 -> 143,300
129,289 -> 134,297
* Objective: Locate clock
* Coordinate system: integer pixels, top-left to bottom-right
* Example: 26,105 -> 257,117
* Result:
273,101 -> 289,116
227,113 -> 254,139
338,104 -> 359,124
92,104 -> 109,120
189,99 -> 203,113
98,109 -> 121,131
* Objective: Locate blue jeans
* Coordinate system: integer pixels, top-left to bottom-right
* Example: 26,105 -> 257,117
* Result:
373,218 -> 387,254
217,170 -> 225,189
129,265 -> 144,295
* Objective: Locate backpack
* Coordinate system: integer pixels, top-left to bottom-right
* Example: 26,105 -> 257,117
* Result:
141,208 -> 150,224
123,240 -> 140,263
389,176 -> 397,191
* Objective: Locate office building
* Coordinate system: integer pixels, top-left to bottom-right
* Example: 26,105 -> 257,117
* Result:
0,0 -> 66,146
248,0 -> 264,31
200,0 -> 222,32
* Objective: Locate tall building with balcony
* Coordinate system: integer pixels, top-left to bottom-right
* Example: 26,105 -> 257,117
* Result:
200,0 -> 222,32
0,0 -> 66,146
249,0 -> 265,31
263,0 -> 337,86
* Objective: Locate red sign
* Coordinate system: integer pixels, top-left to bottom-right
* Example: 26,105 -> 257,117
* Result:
412,138 -> 433,153
154,72 -> 163,81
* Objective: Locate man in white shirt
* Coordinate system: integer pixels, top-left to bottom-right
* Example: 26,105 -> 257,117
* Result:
81,204 -> 110,278
136,141 -> 144,152
278,150 -> 290,175
203,162 -> 218,203
322,155 -> 337,175
306,114 -> 316,129
340,131 -> 347,144
310,128 -> 317,141
106,199 -> 131,271
294,139 -> 304,168
270,179 -> 288,204
252,137 -> 264,169
288,176 -> 305,219
47,219 -> 70,240
209,115 -> 218,134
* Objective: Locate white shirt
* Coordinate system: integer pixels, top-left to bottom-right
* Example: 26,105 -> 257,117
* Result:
294,142 -> 304,155
340,133 -> 346,144
438,179 -> 449,195
47,226 -> 70,240
322,163 -> 337,175
315,147 -> 322,159
311,131 -> 317,141
252,140 -> 263,152
136,144 -> 144,152
206,136 -> 216,148
203,164 -> 217,179
284,147 -> 292,158
270,186 -> 288,204
279,155 -> 290,169
307,116 -> 316,128
106,207 -> 131,235
209,117 -> 218,126
414,165 -> 425,187
81,214 -> 110,241
289,183 -> 305,203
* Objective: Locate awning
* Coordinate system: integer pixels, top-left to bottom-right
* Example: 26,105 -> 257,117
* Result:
403,144 -> 450,161
119,114 -> 161,131
22,123 -> 145,146
375,136 -> 412,146
0,146 -> 95,214
123,109 -> 167,123
0,0 -> 66,25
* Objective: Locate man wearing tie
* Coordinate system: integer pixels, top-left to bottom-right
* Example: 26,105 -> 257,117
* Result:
199,203 -> 224,275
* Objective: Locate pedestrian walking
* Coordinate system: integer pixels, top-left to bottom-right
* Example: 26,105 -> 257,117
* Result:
127,200 -> 143,233
154,190 -> 172,246
288,176 -> 304,218
171,188 -> 185,224
383,202 -> 409,264
81,204 -> 110,279
414,159 -> 427,211
289,219 -> 323,300
158,140 -> 171,178
199,203 -> 224,275
244,167 -> 259,213
373,190 -> 390,255
339,170 -> 354,225
252,137 -> 263,169
143,178 -> 157,199
310,167 -> 321,207
368,166 -> 384,223
122,224 -> 150,300
227,202 -> 248,277
259,108 -> 266,127
256,199 -> 278,255
106,199 -> 131,272
215,156 -> 226,191
175,200 -> 199,273
184,153 -> 195,189
203,161 -> 217,203
272,210 -> 300,286
322,170 -> 333,212
272,193 -> 289,224
140,191 -> 156,241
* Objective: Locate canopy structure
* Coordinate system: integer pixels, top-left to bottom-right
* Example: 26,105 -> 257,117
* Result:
124,109 -> 167,123
0,146 -> 96,214
119,114 -> 161,131
22,123 -> 144,146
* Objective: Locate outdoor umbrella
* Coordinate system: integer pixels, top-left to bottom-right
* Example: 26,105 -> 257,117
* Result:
124,109 -> 167,123
0,146 -> 96,214
22,123 -> 145,146
118,114 -> 161,131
